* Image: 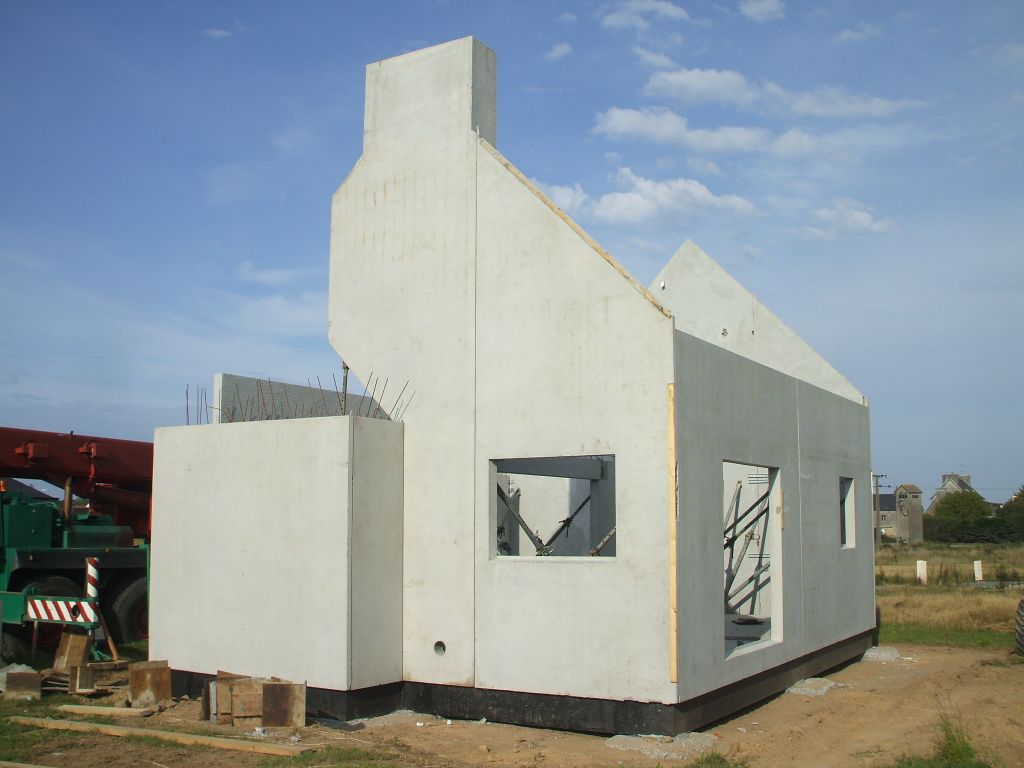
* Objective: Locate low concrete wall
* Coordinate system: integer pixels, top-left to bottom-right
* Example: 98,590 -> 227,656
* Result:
150,416 -> 403,691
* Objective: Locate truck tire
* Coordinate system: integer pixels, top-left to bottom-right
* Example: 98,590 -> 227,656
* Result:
1016,599 -> 1024,656
25,575 -> 81,650
107,576 -> 147,645
1,631 -> 29,664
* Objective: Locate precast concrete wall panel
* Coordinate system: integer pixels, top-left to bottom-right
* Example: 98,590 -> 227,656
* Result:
350,417 -> 405,689
472,144 -> 677,703
792,381 -> 874,651
674,331 -> 802,700
328,38 -> 494,687
673,331 -> 873,700
150,416 -> 403,691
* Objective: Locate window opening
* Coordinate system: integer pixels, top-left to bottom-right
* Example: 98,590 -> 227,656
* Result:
493,455 -> 615,557
839,477 -> 855,548
722,461 -> 779,654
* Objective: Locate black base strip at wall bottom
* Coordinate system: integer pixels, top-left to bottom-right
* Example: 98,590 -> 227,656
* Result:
170,629 -> 873,736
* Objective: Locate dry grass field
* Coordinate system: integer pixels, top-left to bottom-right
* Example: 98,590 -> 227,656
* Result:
876,584 -> 1021,634
875,542 -> 1024,584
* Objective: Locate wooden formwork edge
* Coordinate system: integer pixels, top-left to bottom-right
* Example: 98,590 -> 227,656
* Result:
667,382 -> 679,684
57,705 -> 156,718
7,716 -> 313,757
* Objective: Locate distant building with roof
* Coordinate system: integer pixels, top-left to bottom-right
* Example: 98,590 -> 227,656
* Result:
878,483 -> 924,543
925,473 -> 980,516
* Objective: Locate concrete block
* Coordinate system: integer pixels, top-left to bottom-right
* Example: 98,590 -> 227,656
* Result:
786,677 -> 837,697
863,646 -> 900,662
606,732 -> 720,760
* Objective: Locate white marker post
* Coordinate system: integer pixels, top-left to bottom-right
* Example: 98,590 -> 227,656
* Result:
974,560 -> 983,582
916,560 -> 928,585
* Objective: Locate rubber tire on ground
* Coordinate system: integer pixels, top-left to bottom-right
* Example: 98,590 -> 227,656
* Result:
0,631 -> 29,664
107,576 -> 148,645
1016,598 -> 1024,656
22,575 -> 81,650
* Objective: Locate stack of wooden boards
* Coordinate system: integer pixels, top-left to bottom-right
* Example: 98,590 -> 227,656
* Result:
202,671 -> 306,729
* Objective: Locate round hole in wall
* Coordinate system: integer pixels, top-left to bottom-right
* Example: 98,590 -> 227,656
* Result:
434,641 -> 446,656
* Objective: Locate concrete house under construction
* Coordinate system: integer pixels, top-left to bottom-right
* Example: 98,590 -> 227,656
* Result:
150,37 -> 875,734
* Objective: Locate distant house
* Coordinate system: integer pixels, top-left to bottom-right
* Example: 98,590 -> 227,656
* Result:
878,484 -> 924,543
925,473 -> 980,516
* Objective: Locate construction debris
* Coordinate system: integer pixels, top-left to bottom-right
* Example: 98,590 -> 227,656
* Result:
129,660 -> 172,708
205,673 -> 306,728
3,672 -> 41,700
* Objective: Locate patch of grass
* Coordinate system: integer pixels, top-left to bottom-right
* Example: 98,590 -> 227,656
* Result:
876,585 -> 1020,633
0,693 -> 79,760
116,640 -> 149,662
879,622 -> 1015,649
882,711 -> 1000,768
258,745 -> 399,767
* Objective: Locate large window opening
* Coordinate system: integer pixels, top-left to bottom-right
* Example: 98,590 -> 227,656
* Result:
722,461 -> 780,654
493,455 -> 615,557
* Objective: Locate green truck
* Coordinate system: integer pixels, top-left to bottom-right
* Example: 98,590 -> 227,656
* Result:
0,427 -> 153,660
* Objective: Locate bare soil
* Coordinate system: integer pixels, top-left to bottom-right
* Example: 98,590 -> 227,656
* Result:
12,644 -> 1024,767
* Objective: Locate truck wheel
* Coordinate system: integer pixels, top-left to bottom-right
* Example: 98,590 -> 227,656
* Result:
25,575 -> 81,650
1,631 -> 29,664
107,577 -> 148,644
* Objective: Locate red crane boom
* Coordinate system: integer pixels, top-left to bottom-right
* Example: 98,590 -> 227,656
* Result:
0,426 -> 152,539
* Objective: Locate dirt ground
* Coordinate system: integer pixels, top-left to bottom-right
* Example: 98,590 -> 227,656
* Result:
12,644 -> 1024,768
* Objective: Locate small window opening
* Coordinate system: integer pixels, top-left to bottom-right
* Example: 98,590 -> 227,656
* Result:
493,455 -> 615,557
839,477 -> 855,548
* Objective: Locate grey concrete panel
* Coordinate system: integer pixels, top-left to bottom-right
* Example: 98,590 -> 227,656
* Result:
150,416 -> 403,691
213,373 -> 382,423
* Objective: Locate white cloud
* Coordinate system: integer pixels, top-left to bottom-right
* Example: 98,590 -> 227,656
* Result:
557,12 -> 577,23
594,107 -> 770,153
763,83 -> 924,117
738,0 -> 785,23
992,42 -> 1024,73
591,167 -> 756,223
543,42 -> 572,61
236,261 -> 307,286
594,106 -> 914,162
272,126 -> 314,155
833,22 -> 880,44
532,180 -> 590,215
645,67 -> 758,106
202,28 -> 233,39
201,162 -> 271,206
634,47 -> 676,69
231,291 -> 327,337
601,0 -> 691,31
797,198 -> 894,239
686,157 -> 723,176
646,68 -> 922,117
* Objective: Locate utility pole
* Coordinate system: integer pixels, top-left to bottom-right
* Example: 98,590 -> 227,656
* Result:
872,473 -> 889,548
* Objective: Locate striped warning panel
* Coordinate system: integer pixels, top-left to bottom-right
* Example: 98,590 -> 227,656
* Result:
26,598 -> 98,624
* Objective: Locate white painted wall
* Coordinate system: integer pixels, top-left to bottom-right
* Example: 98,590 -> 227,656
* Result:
149,416 -> 403,691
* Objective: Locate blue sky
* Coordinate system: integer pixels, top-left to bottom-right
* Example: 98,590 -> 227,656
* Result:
1,1 -> 1021,501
